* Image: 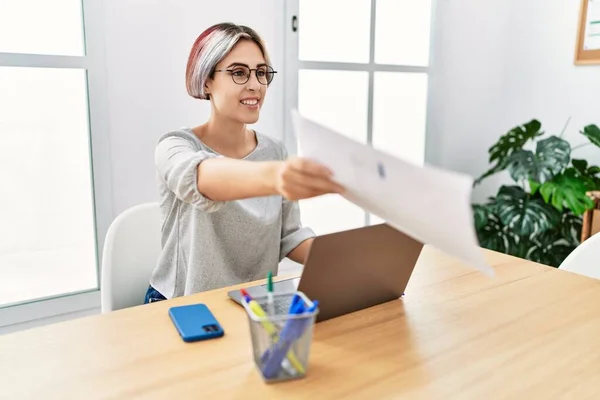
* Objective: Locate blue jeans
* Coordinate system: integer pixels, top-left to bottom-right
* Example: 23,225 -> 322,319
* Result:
144,285 -> 167,304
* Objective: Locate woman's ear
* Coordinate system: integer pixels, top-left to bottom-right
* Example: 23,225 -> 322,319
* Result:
204,79 -> 212,96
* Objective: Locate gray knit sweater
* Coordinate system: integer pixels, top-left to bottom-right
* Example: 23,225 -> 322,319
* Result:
150,128 -> 314,298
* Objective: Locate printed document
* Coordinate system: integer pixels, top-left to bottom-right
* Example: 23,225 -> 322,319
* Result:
291,110 -> 493,276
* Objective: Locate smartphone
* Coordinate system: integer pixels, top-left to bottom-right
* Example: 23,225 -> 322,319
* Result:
168,303 -> 224,342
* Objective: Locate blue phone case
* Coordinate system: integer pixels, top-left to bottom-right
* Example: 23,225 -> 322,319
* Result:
168,304 -> 224,342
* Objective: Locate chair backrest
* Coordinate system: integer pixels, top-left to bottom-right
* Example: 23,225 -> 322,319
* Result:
558,232 -> 600,279
101,202 -> 162,312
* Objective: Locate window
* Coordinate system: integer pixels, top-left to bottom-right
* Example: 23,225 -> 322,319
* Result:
0,0 -> 110,324
284,0 -> 433,235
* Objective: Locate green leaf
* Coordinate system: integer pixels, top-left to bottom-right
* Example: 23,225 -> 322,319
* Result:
540,182 -> 553,203
495,186 -> 560,237
475,211 -> 518,253
572,159 -> 588,174
506,150 -> 535,182
535,136 -> 571,177
472,204 -> 491,231
581,176 -> 598,191
539,169 -> 595,215
507,238 -> 533,260
475,120 -> 544,185
490,120 -> 543,163
551,189 -> 565,212
559,212 -> 583,246
564,192 -> 593,216
536,136 -> 571,175
529,180 -> 541,195
506,136 -> 570,183
581,124 -> 600,147
588,166 -> 600,175
570,159 -> 600,190
527,230 -> 576,267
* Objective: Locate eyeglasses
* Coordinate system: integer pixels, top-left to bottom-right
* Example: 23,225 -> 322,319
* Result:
214,65 -> 277,85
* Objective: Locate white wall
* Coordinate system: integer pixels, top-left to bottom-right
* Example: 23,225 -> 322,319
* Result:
102,0 -> 285,216
427,0 -> 600,203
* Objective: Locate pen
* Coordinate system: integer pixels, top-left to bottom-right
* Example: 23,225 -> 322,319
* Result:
266,271 -> 275,317
306,300 -> 319,313
289,293 -> 301,313
242,293 -> 277,336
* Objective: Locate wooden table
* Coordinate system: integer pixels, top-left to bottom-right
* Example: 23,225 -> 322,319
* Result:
2,247 -> 600,399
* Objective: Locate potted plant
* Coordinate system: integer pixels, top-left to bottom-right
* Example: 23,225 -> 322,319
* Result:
473,120 -> 600,267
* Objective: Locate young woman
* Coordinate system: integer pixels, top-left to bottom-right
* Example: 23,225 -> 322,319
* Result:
144,23 -> 344,303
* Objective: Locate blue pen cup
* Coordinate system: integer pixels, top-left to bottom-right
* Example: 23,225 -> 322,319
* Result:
242,291 -> 318,383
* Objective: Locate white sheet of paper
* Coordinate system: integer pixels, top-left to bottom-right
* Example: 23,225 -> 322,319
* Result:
291,110 -> 494,276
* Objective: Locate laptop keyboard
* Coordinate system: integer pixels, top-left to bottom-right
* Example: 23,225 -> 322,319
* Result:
273,298 -> 293,315
255,296 -> 293,316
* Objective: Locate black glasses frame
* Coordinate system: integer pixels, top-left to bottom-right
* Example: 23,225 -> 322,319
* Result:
214,66 -> 277,85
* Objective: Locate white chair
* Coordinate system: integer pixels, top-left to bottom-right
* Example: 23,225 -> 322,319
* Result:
101,202 -> 162,312
558,232 -> 600,279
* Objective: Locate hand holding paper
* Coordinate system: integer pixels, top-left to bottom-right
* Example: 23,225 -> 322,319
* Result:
273,157 -> 344,200
291,110 -> 493,276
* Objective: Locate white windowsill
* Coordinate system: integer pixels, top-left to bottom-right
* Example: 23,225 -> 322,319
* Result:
0,290 -> 100,329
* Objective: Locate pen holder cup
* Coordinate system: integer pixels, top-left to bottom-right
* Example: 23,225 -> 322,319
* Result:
242,291 -> 318,383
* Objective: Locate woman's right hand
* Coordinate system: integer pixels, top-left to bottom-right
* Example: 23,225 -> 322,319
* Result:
274,157 -> 345,200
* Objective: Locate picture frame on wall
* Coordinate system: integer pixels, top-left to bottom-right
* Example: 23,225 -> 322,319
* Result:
575,0 -> 600,65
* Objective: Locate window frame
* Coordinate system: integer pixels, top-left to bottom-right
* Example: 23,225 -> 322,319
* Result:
0,0 -> 112,327
284,0 -> 435,226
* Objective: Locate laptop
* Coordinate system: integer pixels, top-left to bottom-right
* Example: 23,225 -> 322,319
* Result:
228,223 -> 423,322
